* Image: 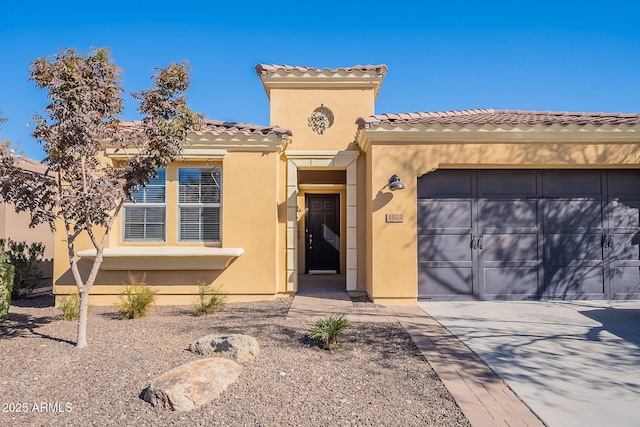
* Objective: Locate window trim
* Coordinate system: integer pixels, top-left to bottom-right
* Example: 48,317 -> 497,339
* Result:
177,166 -> 222,243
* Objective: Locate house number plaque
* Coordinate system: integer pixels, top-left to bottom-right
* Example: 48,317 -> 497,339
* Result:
386,213 -> 404,223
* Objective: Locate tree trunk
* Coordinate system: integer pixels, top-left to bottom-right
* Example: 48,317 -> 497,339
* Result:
76,289 -> 91,348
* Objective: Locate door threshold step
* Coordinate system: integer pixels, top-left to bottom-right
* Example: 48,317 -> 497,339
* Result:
309,270 -> 337,275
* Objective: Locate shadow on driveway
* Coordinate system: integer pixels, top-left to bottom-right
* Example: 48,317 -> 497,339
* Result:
420,301 -> 640,427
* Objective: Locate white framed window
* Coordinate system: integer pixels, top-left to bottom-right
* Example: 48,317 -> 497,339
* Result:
122,169 -> 166,242
178,167 -> 222,242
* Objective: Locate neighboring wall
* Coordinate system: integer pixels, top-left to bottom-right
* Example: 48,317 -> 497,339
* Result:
0,157 -> 54,287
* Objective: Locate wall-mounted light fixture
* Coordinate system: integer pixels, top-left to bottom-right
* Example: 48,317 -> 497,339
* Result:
388,174 -> 405,191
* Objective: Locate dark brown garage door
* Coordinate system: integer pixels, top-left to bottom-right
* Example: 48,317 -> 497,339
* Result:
417,170 -> 640,300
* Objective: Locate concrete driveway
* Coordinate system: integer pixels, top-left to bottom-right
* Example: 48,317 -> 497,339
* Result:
419,300 -> 640,427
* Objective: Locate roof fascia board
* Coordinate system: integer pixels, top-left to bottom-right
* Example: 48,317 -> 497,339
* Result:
101,134 -> 291,156
357,124 -> 640,146
190,135 -> 291,152
259,73 -> 385,100
104,147 -> 228,161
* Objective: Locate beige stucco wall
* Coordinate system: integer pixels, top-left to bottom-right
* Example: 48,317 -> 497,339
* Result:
360,134 -> 640,305
0,202 -> 54,284
269,88 -> 374,152
54,150 -> 284,305
0,157 -> 54,286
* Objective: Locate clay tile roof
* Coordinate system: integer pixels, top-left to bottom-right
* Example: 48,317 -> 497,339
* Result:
357,109 -> 640,128
120,120 -> 292,138
195,119 -> 292,138
255,64 -> 389,76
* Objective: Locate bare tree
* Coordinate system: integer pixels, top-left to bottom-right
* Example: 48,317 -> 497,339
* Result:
0,47 -> 201,348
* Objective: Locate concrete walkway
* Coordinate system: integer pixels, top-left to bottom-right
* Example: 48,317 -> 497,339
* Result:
420,300 -> 640,427
287,276 -> 543,427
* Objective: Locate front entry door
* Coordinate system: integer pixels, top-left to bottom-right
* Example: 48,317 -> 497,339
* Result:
305,194 -> 340,273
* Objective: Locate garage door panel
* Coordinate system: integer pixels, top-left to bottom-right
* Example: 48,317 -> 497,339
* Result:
483,234 -> 539,261
547,234 -> 605,262
479,170 -> 538,197
479,200 -> 537,228
543,171 -> 603,197
483,268 -> 539,297
418,267 -> 473,299
418,235 -> 471,262
544,200 -> 604,229
418,170 -> 473,198
611,233 -> 640,261
417,201 -> 472,230
609,171 -> 640,197
546,266 -> 606,297
610,200 -> 640,228
609,267 -> 640,298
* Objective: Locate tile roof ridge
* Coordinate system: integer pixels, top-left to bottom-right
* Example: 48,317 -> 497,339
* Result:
200,119 -> 292,136
492,109 -> 640,117
120,119 -> 292,136
357,108 -> 640,128
255,64 -> 388,76
363,108 -> 495,120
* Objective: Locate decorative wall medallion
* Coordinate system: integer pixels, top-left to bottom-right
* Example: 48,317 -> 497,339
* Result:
308,104 -> 334,135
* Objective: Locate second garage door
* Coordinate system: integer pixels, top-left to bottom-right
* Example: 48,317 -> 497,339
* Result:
417,170 -> 640,300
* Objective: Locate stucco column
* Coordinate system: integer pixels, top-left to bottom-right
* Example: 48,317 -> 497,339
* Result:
286,159 -> 299,292
346,160 -> 358,291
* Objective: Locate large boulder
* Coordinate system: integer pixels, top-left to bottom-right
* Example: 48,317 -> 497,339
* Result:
143,358 -> 241,412
188,334 -> 260,362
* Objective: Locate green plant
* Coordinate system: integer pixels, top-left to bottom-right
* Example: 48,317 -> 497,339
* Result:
308,314 -> 350,351
0,249 -> 15,320
193,282 -> 227,316
0,238 -> 45,299
115,275 -> 157,319
59,292 -> 81,321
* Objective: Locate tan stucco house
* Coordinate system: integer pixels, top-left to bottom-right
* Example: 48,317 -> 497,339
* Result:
53,64 -> 640,305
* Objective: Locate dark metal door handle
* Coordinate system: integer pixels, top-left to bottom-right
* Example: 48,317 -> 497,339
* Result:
471,235 -> 477,249
477,235 -> 483,250
608,235 -> 614,248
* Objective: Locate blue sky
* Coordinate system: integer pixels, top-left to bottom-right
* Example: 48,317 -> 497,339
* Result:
1,1 -> 639,160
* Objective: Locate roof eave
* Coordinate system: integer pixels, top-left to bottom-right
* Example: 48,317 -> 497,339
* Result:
255,64 -> 388,100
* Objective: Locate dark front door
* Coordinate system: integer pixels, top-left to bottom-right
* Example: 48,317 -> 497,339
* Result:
306,194 -> 340,273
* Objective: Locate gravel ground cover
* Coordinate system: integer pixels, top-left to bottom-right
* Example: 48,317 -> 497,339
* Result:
0,295 -> 470,427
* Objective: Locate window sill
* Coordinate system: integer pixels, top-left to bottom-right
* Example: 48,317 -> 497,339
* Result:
76,247 -> 244,270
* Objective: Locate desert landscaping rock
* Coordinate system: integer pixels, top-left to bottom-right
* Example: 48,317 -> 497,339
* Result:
143,357 -> 242,412
0,296 -> 470,426
188,333 -> 260,362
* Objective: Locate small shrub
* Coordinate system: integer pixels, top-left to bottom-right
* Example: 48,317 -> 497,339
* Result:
0,238 -> 45,299
59,292 -> 93,321
0,249 -> 14,321
115,275 -> 157,319
193,282 -> 227,316
59,292 -> 80,321
308,314 -> 350,351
